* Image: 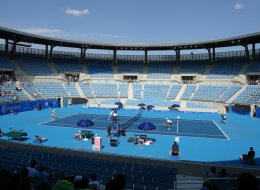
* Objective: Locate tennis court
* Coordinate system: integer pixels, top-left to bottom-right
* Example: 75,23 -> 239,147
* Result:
1,106 -> 260,165
42,112 -> 228,139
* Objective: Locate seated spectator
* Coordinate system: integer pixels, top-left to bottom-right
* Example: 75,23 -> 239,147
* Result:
171,141 -> 180,156
105,179 -> 117,190
206,166 -> 217,178
35,165 -> 49,184
218,168 -> 227,177
27,159 -> 38,178
240,147 -> 255,164
79,177 -> 91,190
114,173 -> 126,190
89,173 -> 100,190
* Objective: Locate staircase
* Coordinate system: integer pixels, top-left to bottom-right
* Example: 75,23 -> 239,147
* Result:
128,83 -> 133,99
75,82 -> 86,98
46,60 -> 58,75
175,175 -> 203,190
10,58 -> 27,77
189,85 -> 199,100
175,84 -> 187,100
227,85 -> 246,103
17,81 -> 34,101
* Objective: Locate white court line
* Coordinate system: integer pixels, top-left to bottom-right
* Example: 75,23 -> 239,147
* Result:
38,114 -> 78,125
92,115 -> 104,121
212,120 -> 230,140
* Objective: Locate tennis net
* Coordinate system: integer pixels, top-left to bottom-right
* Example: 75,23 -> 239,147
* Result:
120,110 -> 142,129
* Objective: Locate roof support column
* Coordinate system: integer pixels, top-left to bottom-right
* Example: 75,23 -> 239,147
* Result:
207,48 -> 212,63
175,49 -> 180,64
212,47 -> 216,63
80,46 -> 87,62
252,43 -> 256,63
5,39 -> 9,55
45,45 -> 49,60
113,49 -> 117,64
145,50 -> 148,64
11,40 -> 17,56
49,45 -> 55,60
243,44 -> 250,63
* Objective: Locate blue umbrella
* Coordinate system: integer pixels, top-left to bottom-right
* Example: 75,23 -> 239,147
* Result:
77,119 -> 94,127
138,122 -> 156,131
171,104 -> 180,108
115,102 -> 123,106
138,103 -> 146,107
146,105 -> 155,110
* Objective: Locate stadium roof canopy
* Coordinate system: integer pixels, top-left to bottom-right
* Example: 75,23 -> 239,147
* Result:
0,26 -> 260,51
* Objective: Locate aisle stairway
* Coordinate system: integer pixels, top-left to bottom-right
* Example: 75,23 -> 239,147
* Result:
128,83 -> 133,99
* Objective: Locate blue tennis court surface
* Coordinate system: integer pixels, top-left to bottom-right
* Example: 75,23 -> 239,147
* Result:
42,113 -> 228,139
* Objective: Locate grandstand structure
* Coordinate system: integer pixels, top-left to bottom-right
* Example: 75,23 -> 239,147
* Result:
0,26 -> 260,114
1,26 -> 260,189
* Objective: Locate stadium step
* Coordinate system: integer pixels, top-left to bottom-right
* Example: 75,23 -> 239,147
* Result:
128,83 -> 133,99
175,175 -> 203,190
75,82 -> 87,98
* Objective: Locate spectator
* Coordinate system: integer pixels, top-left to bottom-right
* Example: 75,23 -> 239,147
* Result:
105,179 -> 117,190
237,172 -> 258,190
79,177 -> 91,190
53,179 -> 74,190
200,179 -> 211,190
89,173 -> 100,190
240,147 -> 255,164
171,141 -> 180,156
114,173 -> 126,190
107,125 -> 112,137
35,165 -> 49,184
27,159 -> 38,178
206,166 -> 217,178
218,168 -> 227,178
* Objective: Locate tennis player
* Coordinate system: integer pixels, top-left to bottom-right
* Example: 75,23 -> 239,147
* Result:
166,118 -> 172,130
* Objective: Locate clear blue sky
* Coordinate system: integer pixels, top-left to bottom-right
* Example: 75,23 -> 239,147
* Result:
0,0 -> 260,52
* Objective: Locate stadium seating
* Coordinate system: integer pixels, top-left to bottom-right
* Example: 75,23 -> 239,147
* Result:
21,82 -> 44,100
63,83 -> 80,98
53,58 -> 83,73
181,85 -> 197,100
16,55 -> 53,76
118,61 -> 144,73
178,61 -> 208,74
191,85 -> 227,102
87,61 -> 114,78
0,53 -> 15,70
91,83 -> 118,98
186,101 -> 217,109
166,85 -> 182,100
216,86 -> 241,103
133,83 -> 142,99
0,146 -> 178,190
232,85 -> 260,105
79,82 -> 95,98
207,60 -> 243,79
119,83 -> 128,98
33,82 -> 70,99
147,61 -> 173,78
